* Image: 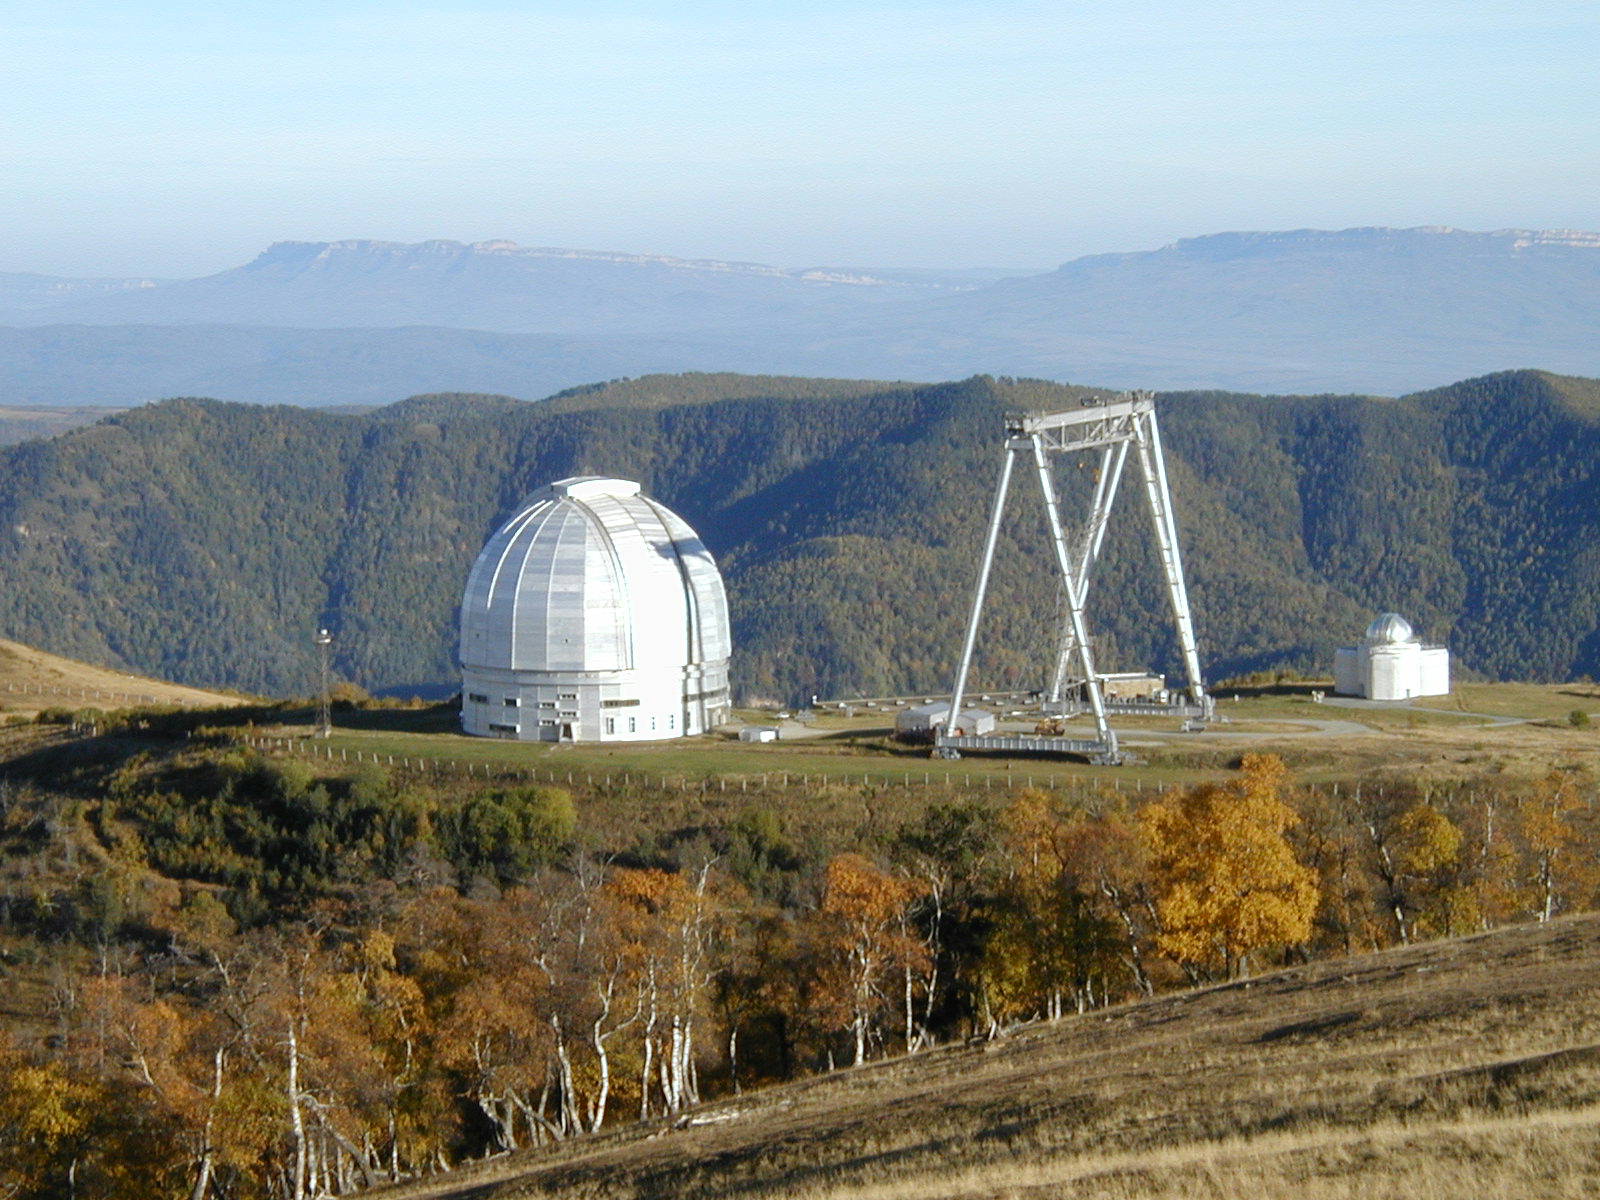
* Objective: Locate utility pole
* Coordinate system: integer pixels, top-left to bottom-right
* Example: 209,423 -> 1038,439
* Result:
314,628 -> 333,739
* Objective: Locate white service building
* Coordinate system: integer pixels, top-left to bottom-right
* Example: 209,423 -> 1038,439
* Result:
895,701 -> 996,740
459,476 -> 732,741
1333,613 -> 1450,701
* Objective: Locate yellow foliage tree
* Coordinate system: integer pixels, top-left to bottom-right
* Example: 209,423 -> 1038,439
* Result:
1514,769 -> 1597,922
1139,755 -> 1319,979
1393,801 -> 1474,938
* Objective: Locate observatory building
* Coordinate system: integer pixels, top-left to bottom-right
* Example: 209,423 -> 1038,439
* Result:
459,477 -> 731,741
1333,613 -> 1450,701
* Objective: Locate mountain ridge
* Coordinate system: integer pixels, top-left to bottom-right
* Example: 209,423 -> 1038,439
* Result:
0,368 -> 1594,699
4,225 -> 1598,403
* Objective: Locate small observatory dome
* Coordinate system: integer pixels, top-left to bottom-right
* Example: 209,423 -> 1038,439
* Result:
1363,613 -> 1416,645
459,477 -> 731,741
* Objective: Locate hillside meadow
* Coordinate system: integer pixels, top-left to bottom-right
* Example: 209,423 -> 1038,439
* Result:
0,668 -> 1596,1199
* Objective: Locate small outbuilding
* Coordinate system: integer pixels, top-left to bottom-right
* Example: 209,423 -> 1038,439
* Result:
738,726 -> 780,743
895,701 -> 996,741
1333,613 -> 1449,700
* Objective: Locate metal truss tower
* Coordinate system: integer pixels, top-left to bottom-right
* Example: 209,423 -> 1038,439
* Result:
939,392 -> 1207,764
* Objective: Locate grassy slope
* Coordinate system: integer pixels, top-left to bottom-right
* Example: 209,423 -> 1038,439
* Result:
0,636 -> 246,713
0,405 -> 123,446
369,913 -> 1600,1200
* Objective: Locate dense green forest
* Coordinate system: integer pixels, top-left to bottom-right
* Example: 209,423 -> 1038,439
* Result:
0,369 -> 1596,701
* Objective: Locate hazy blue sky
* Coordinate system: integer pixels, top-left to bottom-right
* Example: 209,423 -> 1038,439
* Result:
4,0 -> 1598,276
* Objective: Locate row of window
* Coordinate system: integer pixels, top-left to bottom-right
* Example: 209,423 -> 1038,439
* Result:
477,713 -> 689,737
601,713 -> 678,735
469,693 -> 644,709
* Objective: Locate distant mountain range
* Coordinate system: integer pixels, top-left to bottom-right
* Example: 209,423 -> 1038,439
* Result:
3,227 -> 1600,403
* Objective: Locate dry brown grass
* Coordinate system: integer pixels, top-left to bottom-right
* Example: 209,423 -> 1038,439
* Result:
366,913 -> 1600,1200
0,637 -> 245,715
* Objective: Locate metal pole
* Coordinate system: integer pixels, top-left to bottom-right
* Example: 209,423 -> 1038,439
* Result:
314,628 -> 333,739
1083,439 -> 1130,578
945,445 -> 1017,737
1029,436 -> 1114,754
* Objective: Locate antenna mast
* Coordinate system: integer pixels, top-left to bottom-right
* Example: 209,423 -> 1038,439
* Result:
314,627 -> 333,739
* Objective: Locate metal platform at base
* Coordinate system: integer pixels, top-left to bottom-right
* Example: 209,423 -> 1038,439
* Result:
935,732 -> 1123,765
1042,698 -> 1214,719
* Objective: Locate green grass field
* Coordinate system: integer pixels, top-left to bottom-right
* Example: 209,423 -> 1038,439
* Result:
249,680 -> 1597,801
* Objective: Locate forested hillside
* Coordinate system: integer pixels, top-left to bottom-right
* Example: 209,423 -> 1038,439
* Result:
0,369 -> 1596,700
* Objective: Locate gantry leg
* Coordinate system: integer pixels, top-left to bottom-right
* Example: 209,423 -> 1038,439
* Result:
1049,440 -> 1130,702
1132,411 -> 1207,706
1029,436 -> 1115,754
945,445 -> 1017,739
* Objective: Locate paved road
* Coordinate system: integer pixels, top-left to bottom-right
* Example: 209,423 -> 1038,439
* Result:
1122,716 -> 1375,746
1318,696 -> 1530,727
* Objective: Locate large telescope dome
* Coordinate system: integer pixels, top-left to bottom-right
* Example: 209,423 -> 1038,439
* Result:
459,477 -> 731,741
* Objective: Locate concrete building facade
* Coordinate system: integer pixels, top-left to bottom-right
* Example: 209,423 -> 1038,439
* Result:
1333,613 -> 1450,701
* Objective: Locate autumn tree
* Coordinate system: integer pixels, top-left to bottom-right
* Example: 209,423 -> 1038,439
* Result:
1139,755 -> 1319,979
981,792 -> 1127,1024
1391,800 -> 1474,938
812,854 -> 928,1065
891,800 -> 996,1044
1512,769 -> 1597,922
606,863 -> 728,1118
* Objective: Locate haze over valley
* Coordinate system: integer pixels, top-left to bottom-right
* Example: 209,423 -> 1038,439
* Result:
6,225 -> 1600,406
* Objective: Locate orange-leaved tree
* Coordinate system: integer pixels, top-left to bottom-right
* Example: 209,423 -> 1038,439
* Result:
1139,754 -> 1319,980
814,854 -> 928,1065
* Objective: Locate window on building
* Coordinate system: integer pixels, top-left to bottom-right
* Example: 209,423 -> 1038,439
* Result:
467,693 -> 488,704
668,714 -> 675,729
503,697 -> 519,707
604,718 -> 614,734
628,717 -> 636,733
558,691 -> 577,700
602,698 -> 639,708
488,722 -> 518,733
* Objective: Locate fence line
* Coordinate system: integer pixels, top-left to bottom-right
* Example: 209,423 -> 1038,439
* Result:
4,679 -> 184,708
232,734 -> 1161,798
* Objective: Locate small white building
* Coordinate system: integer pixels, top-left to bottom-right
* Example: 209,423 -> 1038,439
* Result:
738,726 -> 780,743
1333,613 -> 1449,701
895,701 -> 996,740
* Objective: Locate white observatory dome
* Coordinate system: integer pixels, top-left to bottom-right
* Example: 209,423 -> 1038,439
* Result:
1363,612 -> 1416,645
459,477 -> 731,741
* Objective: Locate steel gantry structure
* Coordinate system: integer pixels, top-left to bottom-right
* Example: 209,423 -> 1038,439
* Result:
938,392 -> 1208,764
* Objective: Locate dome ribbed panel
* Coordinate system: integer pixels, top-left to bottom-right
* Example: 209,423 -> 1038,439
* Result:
460,497 -> 554,671
459,478 -> 729,680
647,500 -> 732,665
